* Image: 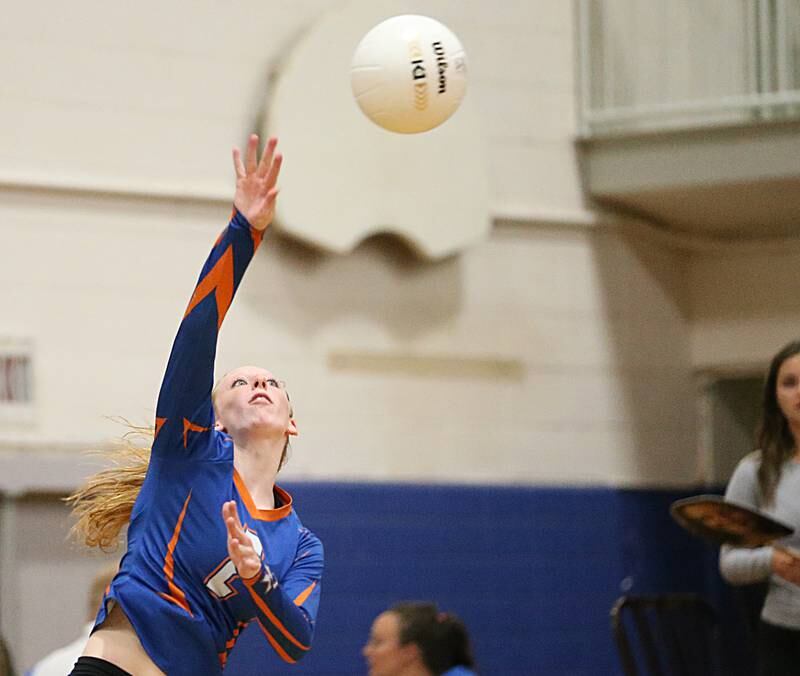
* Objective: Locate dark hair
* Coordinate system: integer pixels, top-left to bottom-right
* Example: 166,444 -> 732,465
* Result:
756,340 -> 800,505
390,602 -> 475,674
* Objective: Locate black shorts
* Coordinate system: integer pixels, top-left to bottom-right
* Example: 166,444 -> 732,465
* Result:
68,656 -> 132,676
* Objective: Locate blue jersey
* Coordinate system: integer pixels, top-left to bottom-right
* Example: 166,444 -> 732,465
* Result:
93,211 -> 323,675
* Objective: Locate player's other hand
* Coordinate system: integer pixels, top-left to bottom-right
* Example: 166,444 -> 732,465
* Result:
772,547 -> 800,586
222,500 -> 262,580
232,134 -> 282,232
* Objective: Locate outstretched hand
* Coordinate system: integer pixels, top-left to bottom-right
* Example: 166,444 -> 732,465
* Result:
222,500 -> 262,580
232,134 -> 283,232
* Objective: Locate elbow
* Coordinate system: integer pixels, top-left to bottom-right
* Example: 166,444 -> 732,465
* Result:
260,619 -> 314,664
280,639 -> 313,665
290,625 -> 315,662
288,649 -> 310,665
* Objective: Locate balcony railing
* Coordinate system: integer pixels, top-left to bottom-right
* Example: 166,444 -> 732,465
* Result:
576,0 -> 800,136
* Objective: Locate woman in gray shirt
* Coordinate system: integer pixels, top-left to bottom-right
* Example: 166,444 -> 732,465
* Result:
721,340 -> 800,676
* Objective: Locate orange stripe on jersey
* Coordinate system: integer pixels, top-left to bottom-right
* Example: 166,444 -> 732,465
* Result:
154,417 -> 167,440
218,621 -> 247,667
293,581 -> 317,607
244,577 -> 310,652
159,490 -> 193,616
183,244 -> 234,330
183,418 -> 210,448
250,226 -> 263,250
256,620 -> 297,664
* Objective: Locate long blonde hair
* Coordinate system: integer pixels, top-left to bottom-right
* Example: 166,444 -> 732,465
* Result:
65,424 -> 153,551
67,417 -> 293,551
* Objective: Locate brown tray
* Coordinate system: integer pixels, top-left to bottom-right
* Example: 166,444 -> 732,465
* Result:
670,494 -> 793,547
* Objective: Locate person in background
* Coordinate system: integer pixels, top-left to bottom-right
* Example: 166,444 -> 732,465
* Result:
720,340 -> 800,676
363,602 -> 477,676
27,564 -> 117,676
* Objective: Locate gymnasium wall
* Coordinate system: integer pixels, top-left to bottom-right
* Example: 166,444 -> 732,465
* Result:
5,482 -> 750,675
225,482 -> 748,675
589,0 -> 753,116
689,243 -> 800,371
0,1 -> 759,674
0,0 -> 696,486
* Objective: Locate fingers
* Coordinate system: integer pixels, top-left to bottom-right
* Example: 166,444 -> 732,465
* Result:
222,501 -> 246,540
229,536 -> 247,559
773,548 -> 800,584
232,146 -> 246,179
245,134 -> 259,174
256,137 -> 278,178
229,542 -> 261,578
229,536 -> 259,564
264,152 -> 282,189
266,187 -> 280,210
233,135 -> 280,179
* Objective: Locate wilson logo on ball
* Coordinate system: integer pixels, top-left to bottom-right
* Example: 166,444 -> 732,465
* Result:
351,15 -> 468,134
409,40 -> 429,111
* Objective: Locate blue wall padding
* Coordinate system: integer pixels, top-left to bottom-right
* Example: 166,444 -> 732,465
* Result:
223,482 -> 753,675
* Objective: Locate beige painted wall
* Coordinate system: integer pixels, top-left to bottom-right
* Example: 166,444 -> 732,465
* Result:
0,191 -> 696,486
586,0 -> 754,111
0,0 -> 697,488
0,0 -> 583,221
690,242 -> 800,371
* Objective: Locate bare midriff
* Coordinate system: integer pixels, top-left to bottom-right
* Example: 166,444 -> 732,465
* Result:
82,604 -> 166,676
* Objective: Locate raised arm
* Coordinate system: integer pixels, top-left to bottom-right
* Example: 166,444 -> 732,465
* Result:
152,136 -> 282,458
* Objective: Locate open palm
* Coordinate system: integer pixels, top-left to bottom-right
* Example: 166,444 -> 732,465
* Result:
222,500 -> 262,580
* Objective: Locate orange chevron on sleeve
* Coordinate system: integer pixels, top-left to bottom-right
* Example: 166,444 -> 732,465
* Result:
293,581 -> 317,607
154,417 -> 167,440
158,491 -> 193,616
183,418 -> 210,448
250,226 -> 263,250
183,244 -> 234,330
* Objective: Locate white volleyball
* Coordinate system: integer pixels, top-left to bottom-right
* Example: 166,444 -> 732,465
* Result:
350,15 -> 468,134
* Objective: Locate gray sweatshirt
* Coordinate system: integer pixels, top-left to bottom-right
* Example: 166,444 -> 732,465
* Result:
719,452 -> 800,629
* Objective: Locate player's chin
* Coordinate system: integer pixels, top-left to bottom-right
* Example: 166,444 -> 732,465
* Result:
247,415 -> 286,434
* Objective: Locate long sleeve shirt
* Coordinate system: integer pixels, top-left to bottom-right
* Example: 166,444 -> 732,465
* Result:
93,212 -> 323,674
720,452 -> 800,629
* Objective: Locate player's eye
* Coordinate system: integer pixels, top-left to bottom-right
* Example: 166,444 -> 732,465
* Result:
267,378 -> 280,388
232,378 -> 247,387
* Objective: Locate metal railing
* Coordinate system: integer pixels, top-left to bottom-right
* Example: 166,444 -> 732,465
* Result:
576,0 -> 800,136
